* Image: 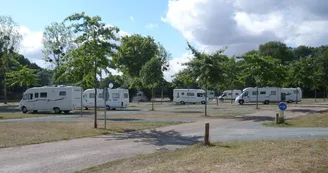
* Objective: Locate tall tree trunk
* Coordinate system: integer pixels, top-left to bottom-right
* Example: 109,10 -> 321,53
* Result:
4,74 -> 7,104
151,87 -> 154,111
256,86 -> 259,109
315,90 -> 317,102
161,87 -> 163,104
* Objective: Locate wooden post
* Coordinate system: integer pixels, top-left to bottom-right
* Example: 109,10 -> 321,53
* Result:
204,123 -> 210,146
275,113 -> 279,124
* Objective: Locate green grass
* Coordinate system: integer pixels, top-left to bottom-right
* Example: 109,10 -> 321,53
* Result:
76,138 -> 328,173
0,121 -> 182,148
263,112 -> 328,127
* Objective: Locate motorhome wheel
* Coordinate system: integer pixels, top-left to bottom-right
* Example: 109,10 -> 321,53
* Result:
22,106 -> 28,114
106,105 -> 110,110
33,110 -> 38,113
54,107 -> 61,114
201,101 -> 206,104
63,111 -> 70,114
264,100 -> 270,104
180,101 -> 185,104
238,100 -> 244,105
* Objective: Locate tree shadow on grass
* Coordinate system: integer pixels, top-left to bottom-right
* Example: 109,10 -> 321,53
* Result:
108,129 -> 203,146
226,116 -> 275,122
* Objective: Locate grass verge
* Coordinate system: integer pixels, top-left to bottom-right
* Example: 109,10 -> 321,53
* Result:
77,138 -> 328,173
263,112 -> 328,127
0,113 -> 69,119
0,121 -> 182,148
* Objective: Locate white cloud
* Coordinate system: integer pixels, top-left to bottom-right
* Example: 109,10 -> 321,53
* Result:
164,52 -> 193,82
162,0 -> 328,56
130,16 -> 135,23
146,23 -> 158,29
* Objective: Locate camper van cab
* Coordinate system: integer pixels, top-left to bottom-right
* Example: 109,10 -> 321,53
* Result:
132,91 -> 148,102
83,88 -> 129,110
218,90 -> 242,100
19,85 -> 82,114
235,87 -> 302,105
173,89 -> 207,104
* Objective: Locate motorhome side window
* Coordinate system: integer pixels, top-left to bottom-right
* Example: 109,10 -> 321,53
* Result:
270,91 -> 276,95
89,93 -> 95,98
235,93 -> 239,96
260,91 -> 266,95
124,93 -> 129,98
197,93 -> 203,97
181,92 -> 185,95
40,92 -> 47,98
177,92 -> 179,98
252,91 -> 258,95
243,91 -> 248,96
187,93 -> 195,96
228,93 -> 232,96
35,93 -> 39,98
112,93 -> 120,98
59,91 -> 66,96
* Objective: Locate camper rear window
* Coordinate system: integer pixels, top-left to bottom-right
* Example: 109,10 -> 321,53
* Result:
59,91 -> 66,96
187,93 -> 195,96
124,93 -> 129,98
35,93 -> 39,98
112,93 -> 120,98
89,93 -> 95,98
40,92 -> 47,98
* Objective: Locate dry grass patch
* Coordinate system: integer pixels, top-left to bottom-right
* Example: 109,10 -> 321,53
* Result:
0,121 -> 182,148
263,112 -> 328,127
0,113 -> 68,119
77,138 -> 328,173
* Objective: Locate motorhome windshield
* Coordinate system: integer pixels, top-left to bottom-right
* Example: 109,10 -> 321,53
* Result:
221,93 -> 227,97
197,93 -> 204,97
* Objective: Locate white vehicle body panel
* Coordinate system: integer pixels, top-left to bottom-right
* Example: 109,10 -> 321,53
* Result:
83,88 -> 129,109
19,86 -> 82,112
173,89 -> 207,104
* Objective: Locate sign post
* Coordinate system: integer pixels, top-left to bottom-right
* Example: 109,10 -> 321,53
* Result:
278,102 -> 287,119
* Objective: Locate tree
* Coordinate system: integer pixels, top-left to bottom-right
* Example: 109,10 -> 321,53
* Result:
0,16 -> 22,104
42,22 -> 73,79
58,12 -> 120,128
258,41 -> 295,63
185,42 -> 225,116
140,57 -> 164,111
6,65 -> 39,89
292,45 -> 314,60
37,69 -> 53,86
222,57 -> 243,103
239,52 -> 287,108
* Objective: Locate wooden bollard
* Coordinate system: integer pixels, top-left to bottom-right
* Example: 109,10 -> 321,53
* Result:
204,123 -> 210,146
275,113 -> 279,124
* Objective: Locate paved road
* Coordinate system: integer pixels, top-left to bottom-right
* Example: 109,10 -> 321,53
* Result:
1,116 -> 328,173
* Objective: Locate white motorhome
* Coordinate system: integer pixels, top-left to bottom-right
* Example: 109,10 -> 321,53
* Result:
132,91 -> 148,102
19,85 -> 82,114
173,89 -> 207,104
218,89 -> 242,100
207,90 -> 215,99
282,87 -> 302,103
235,87 -> 302,105
83,88 -> 129,110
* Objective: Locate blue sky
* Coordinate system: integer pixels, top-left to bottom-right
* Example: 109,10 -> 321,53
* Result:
0,0 -> 187,60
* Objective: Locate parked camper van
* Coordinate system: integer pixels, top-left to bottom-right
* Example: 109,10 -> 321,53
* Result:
207,90 -> 215,99
173,89 -> 207,104
218,90 -> 242,100
282,87 -> 302,103
19,85 -> 82,114
132,91 -> 149,102
82,88 -> 129,110
235,87 -> 302,105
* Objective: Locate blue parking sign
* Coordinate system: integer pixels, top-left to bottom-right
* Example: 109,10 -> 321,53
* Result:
278,102 -> 287,111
